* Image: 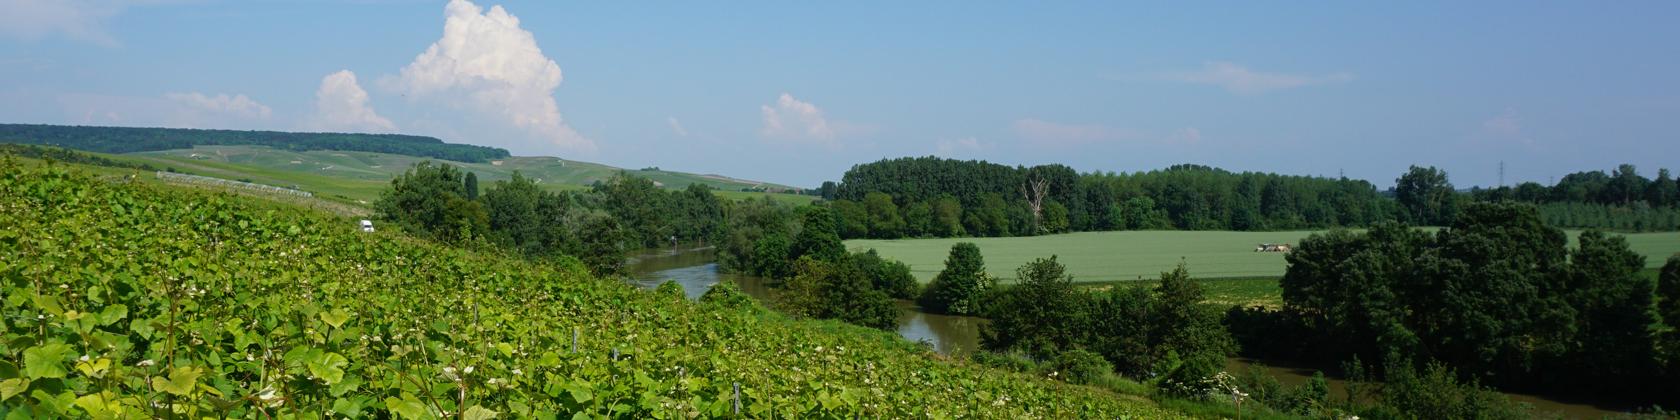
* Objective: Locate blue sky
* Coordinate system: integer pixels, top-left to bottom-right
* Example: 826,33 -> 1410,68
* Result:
2,1 -> 1676,188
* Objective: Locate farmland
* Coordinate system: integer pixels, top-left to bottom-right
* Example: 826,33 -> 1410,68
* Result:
0,159 -> 1168,418
847,229 -> 1680,284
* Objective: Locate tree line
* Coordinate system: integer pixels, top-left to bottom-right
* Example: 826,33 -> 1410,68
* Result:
0,123 -> 510,163
375,162 -> 735,276
828,157 -> 1680,238
1226,201 -> 1680,407
827,157 -> 1400,239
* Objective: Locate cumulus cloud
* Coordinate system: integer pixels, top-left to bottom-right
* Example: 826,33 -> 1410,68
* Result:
667,117 -> 688,137
1162,62 -> 1352,94
1011,118 -> 1135,145
303,70 -> 395,133
390,0 -> 592,153
163,92 -> 273,121
760,93 -> 835,142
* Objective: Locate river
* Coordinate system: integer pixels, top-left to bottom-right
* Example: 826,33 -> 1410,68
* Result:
626,247 -> 1629,419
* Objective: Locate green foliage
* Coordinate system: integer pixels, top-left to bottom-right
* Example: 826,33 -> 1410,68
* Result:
1658,256 -> 1680,369
1395,165 -> 1459,225
375,160 -> 488,243
0,144 -> 157,171
1045,349 -> 1112,386
850,250 -> 919,299
698,280 -> 758,312
790,206 -> 845,262
918,242 -> 992,315
1258,202 -> 1680,403
778,257 -> 899,330
982,256 -> 1088,358
0,122 -> 510,162
0,160 -> 1171,418
1364,357 -> 1530,420
862,192 -> 904,239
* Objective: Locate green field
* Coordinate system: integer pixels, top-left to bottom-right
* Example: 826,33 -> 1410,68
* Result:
105,145 -> 815,205
848,229 -> 1680,284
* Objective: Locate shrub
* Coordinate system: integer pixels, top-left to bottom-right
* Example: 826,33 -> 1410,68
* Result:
1046,349 -> 1113,386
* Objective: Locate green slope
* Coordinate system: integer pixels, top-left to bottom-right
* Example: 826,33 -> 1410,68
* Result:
121,145 -> 814,205
0,159 -> 1172,418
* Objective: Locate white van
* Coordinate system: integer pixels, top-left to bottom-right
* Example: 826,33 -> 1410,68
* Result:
360,220 -> 375,233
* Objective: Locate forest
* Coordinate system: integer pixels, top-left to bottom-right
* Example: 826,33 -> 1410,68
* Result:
825,157 -> 1680,239
0,123 -> 510,163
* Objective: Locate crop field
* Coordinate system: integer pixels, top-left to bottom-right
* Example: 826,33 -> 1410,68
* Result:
848,229 -> 1680,284
0,162 -> 1167,417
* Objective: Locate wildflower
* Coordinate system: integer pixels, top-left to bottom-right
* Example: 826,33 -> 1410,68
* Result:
512,368 -> 523,376
137,359 -> 156,367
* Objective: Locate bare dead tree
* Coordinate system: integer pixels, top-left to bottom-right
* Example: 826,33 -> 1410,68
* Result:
1021,177 -> 1049,233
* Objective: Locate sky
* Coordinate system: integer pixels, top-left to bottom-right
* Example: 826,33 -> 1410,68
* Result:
2,1 -> 1677,188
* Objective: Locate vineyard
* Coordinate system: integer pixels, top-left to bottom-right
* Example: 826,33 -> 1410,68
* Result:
0,160 -> 1173,418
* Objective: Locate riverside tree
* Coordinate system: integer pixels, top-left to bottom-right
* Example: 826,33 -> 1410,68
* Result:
918,242 -> 991,315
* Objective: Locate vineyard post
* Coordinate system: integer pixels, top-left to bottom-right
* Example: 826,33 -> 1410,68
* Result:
733,382 -> 741,416
572,327 -> 578,353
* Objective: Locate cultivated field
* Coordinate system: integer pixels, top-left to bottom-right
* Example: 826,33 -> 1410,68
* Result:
847,229 -> 1680,284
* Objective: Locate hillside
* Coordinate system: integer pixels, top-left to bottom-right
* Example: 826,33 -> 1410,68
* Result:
0,123 -> 508,163
0,159 -> 1169,418
121,145 -> 811,205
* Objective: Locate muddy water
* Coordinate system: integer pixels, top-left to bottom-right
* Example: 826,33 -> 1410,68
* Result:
626,247 -> 1626,419
625,247 -> 985,355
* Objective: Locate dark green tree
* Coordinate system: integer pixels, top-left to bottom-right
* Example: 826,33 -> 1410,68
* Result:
1562,230 -> 1657,379
863,191 -> 905,238
464,171 -> 479,200
981,256 -> 1089,358
791,206 -> 845,262
375,161 -> 487,243
1395,165 -> 1458,225
918,242 -> 991,315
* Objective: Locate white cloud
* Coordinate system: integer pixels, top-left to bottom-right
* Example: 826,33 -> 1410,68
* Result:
303,70 -> 395,133
1011,118 -> 1135,145
667,116 -> 688,137
390,0 -> 592,153
1163,62 -> 1352,94
163,92 -> 273,121
760,93 -> 835,142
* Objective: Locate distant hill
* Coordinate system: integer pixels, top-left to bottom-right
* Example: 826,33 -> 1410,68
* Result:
0,123 -> 509,162
0,123 -> 813,205
124,145 -> 808,204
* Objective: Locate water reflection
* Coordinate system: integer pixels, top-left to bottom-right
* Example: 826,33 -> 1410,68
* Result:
626,247 -> 984,355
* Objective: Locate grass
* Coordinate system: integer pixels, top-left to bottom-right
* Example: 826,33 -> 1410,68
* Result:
847,229 -> 1680,285
110,145 -> 813,205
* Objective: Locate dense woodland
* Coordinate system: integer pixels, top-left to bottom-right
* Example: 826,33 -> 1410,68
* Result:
826,157 -> 1680,238
1226,202 -> 1680,407
0,123 -> 509,162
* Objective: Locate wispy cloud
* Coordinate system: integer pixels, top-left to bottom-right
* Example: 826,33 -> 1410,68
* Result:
303,70 -> 395,133
1011,118 -> 1136,145
163,92 -> 273,121
667,117 -> 688,137
387,0 -> 592,153
0,0 -> 183,46
1476,108 -> 1534,146
935,137 -> 991,156
1160,61 -> 1352,94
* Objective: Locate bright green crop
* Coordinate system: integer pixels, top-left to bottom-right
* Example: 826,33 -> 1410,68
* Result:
0,160 -> 1176,418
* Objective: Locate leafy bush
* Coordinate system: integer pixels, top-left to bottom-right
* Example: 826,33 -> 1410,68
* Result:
1045,349 -> 1112,386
